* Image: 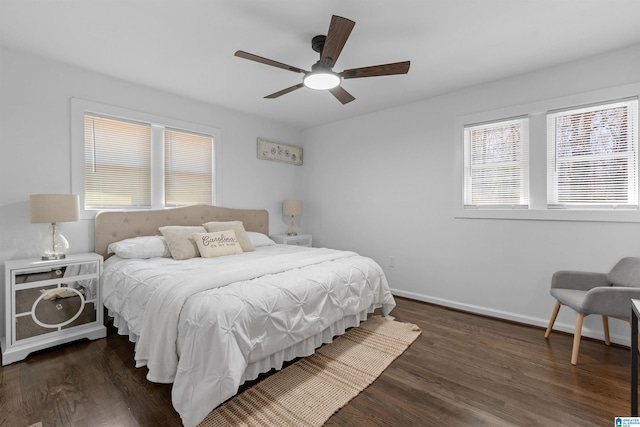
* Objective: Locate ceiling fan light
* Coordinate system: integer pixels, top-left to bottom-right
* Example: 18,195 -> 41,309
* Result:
303,72 -> 341,90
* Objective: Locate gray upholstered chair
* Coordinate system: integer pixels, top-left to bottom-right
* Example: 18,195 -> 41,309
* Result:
545,257 -> 640,365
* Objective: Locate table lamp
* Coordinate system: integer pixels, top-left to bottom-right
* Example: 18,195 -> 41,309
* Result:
282,200 -> 303,236
30,194 -> 80,260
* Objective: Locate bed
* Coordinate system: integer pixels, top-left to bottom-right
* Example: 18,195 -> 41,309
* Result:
95,205 -> 396,427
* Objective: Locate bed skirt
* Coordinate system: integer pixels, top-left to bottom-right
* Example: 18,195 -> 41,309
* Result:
107,302 -> 387,385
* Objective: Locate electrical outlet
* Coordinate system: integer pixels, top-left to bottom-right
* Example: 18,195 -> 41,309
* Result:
388,256 -> 396,267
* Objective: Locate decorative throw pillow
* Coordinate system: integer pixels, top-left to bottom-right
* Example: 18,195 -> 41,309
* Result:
107,235 -> 171,259
193,230 -> 243,258
158,226 -> 207,260
202,221 -> 255,252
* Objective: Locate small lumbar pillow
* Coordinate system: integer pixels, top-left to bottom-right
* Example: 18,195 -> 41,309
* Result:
159,225 -> 207,260
193,230 -> 243,258
247,232 -> 276,247
107,235 -> 171,259
202,221 -> 255,252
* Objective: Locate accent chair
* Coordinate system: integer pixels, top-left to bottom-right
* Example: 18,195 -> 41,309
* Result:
545,257 -> 640,365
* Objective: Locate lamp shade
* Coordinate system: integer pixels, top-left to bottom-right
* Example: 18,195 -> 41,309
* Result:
30,194 -> 80,223
282,200 -> 303,216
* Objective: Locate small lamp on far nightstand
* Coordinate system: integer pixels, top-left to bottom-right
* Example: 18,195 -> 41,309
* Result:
283,200 -> 303,236
30,194 -> 80,260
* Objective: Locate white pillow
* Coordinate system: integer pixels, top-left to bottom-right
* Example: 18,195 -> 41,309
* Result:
247,232 -> 276,247
193,230 -> 243,258
107,236 -> 171,259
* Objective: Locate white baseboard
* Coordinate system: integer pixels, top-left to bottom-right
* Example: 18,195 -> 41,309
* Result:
390,288 -> 631,347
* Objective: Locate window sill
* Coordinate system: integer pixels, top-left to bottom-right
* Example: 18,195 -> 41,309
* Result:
454,206 -> 640,223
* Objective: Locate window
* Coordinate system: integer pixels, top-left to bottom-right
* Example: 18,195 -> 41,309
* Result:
464,118 -> 529,207
164,128 -> 213,206
454,82 -> 640,222
72,98 -> 220,217
547,99 -> 638,208
84,115 -> 152,209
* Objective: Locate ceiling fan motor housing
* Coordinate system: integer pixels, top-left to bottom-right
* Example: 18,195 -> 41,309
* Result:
310,61 -> 332,73
311,35 -> 327,55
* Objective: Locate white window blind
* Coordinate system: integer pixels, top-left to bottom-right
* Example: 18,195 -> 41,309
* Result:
547,99 -> 639,208
84,115 -> 151,209
164,128 -> 213,206
464,118 -> 529,207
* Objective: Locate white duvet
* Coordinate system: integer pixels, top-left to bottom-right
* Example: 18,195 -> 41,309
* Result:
102,244 -> 396,427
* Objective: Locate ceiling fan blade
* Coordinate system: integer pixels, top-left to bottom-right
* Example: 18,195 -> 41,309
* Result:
342,61 -> 411,79
235,50 -> 307,74
320,15 -> 355,67
264,83 -> 305,99
328,86 -> 355,104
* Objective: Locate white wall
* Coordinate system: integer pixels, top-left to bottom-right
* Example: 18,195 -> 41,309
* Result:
302,44 -> 640,346
0,47 -> 304,326
3,43 -> 640,351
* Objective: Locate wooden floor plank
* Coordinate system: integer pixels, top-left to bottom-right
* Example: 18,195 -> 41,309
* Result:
0,296 -> 632,426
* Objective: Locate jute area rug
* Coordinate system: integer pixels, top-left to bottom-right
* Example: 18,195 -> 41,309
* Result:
198,315 -> 422,427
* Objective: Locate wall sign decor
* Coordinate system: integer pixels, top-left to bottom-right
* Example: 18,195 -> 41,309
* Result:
257,138 -> 303,165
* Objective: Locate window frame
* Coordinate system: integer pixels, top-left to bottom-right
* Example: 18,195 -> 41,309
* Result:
83,113 -> 153,210
454,82 -> 640,222
163,127 -> 215,207
71,98 -> 223,219
546,99 -> 638,209
463,117 -> 530,208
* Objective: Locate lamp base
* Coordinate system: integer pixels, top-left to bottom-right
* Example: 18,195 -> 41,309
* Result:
42,254 -> 66,261
39,222 -> 69,261
286,216 -> 298,236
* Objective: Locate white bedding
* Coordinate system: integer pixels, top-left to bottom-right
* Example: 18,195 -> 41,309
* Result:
102,244 -> 396,427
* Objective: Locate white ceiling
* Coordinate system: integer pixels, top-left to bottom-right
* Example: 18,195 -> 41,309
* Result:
2,0 -> 640,130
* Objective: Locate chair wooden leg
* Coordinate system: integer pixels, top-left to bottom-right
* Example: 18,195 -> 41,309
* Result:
545,301 -> 561,338
571,313 -> 586,365
602,315 -> 610,345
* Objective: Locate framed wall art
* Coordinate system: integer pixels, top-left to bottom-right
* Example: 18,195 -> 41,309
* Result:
257,138 -> 303,166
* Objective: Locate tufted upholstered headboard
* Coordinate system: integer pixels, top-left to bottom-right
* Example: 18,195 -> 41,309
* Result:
95,204 -> 269,259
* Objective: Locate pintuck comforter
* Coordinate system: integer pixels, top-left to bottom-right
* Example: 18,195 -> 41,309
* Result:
102,244 -> 396,427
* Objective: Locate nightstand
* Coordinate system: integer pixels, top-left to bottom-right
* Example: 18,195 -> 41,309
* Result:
270,234 -> 313,247
2,253 -> 107,365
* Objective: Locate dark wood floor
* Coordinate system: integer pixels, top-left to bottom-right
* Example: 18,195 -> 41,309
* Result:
0,297 -> 633,426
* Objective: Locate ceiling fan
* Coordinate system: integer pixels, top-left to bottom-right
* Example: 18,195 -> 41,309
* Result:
234,15 -> 410,104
